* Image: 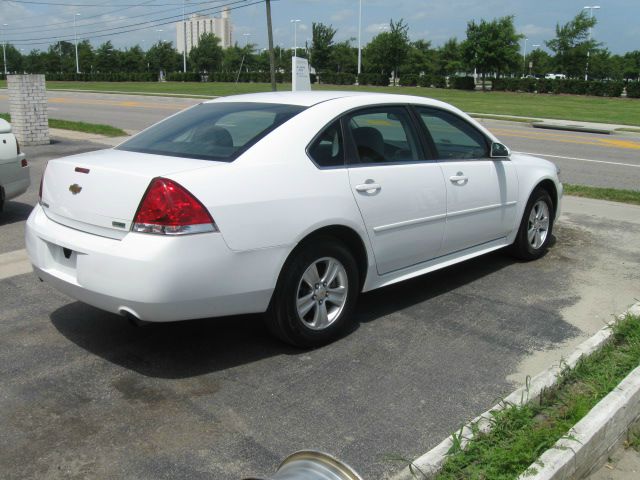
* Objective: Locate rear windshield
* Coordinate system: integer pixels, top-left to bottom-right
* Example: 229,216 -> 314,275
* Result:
117,102 -> 306,162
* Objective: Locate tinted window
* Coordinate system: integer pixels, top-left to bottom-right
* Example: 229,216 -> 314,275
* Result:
346,107 -> 422,164
416,107 -> 488,160
307,121 -> 344,168
118,102 -> 305,162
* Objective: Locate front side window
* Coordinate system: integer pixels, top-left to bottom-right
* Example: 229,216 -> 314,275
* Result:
118,102 -> 306,162
416,107 -> 488,160
346,107 -> 422,165
307,120 -> 344,168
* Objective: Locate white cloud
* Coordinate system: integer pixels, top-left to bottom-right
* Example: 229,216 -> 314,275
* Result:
331,9 -> 354,22
519,24 -> 554,39
366,23 -> 389,33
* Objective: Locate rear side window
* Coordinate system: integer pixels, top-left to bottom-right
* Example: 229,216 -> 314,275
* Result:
416,107 -> 488,160
118,102 -> 306,162
307,120 -> 344,168
346,107 -> 422,165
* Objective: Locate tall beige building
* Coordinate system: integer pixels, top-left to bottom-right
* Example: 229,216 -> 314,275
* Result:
176,7 -> 232,54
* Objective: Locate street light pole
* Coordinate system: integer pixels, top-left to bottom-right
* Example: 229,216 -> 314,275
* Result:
531,44 -> 540,75
583,5 -> 600,81
357,0 -> 362,81
290,19 -> 300,57
2,23 -> 8,75
522,37 -> 528,77
74,13 -> 81,74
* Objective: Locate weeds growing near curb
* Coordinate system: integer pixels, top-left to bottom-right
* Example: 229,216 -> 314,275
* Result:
430,313 -> 640,480
564,184 -> 640,206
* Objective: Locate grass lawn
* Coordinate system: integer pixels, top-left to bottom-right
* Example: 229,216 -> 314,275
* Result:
564,184 -> 640,205
1,80 -> 639,126
433,313 -> 640,480
0,112 -> 127,137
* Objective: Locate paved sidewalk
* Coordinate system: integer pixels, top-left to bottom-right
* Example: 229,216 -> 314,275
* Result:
588,446 -> 640,479
469,112 -> 639,133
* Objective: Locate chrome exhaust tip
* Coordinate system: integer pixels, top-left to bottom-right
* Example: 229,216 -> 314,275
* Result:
244,450 -> 364,480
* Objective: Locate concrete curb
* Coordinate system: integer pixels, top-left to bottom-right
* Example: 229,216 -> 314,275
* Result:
391,302 -> 640,480
532,122 -> 613,135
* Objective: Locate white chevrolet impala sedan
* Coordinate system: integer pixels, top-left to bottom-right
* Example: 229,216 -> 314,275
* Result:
26,91 -> 561,347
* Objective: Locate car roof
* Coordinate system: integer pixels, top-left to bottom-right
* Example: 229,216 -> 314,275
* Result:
205,90 -> 452,109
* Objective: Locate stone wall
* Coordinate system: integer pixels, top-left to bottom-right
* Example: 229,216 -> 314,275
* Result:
7,75 -> 50,146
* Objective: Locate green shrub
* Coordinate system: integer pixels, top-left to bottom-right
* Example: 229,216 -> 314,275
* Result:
625,82 -> 640,98
450,76 -> 475,90
399,74 -> 419,86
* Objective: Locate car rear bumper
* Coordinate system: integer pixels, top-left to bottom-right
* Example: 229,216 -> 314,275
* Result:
26,204 -> 286,321
0,157 -> 30,203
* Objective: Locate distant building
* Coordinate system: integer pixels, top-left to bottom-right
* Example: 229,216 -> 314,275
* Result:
176,7 -> 232,54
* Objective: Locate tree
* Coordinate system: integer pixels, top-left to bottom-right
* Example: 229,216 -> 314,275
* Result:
2,44 -> 23,73
402,39 -> 437,75
189,33 -> 223,73
328,39 -> 357,74
120,45 -> 145,73
436,38 -> 463,76
364,19 -> 410,83
146,41 -> 181,76
95,41 -> 119,72
622,51 -> 640,81
461,16 -> 522,86
546,10 -> 598,77
77,40 -> 94,73
23,49 -> 48,73
527,48 -> 552,76
311,22 -> 336,74
46,41 -> 76,73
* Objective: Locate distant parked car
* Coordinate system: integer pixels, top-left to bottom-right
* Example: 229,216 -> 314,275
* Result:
545,73 -> 567,80
26,92 -> 562,347
0,119 -> 30,212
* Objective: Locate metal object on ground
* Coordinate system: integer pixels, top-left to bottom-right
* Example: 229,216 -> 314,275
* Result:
244,450 -> 364,480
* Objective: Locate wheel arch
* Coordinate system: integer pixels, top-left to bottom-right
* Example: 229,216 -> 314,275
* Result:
274,224 -> 370,296
534,178 -> 559,216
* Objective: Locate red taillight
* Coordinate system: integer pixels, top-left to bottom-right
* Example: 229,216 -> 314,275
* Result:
132,178 -> 217,235
21,158 -> 28,168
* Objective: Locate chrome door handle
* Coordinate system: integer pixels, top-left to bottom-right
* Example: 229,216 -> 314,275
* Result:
449,172 -> 468,185
355,182 -> 382,193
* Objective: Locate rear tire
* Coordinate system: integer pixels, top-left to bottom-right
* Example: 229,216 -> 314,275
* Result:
266,237 -> 359,348
510,188 -> 554,261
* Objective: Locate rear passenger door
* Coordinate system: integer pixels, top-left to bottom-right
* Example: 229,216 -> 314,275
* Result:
344,106 -> 447,275
414,106 -> 518,254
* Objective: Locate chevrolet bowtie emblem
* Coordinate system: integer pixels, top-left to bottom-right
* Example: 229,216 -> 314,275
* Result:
69,184 -> 82,195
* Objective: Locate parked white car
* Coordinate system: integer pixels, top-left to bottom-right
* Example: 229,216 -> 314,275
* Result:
545,73 -> 567,80
26,92 -> 562,347
0,119 -> 30,211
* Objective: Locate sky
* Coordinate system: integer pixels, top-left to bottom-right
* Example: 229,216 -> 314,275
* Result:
0,0 -> 638,55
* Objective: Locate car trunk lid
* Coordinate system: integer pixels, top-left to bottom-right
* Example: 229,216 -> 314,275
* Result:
41,149 -> 220,239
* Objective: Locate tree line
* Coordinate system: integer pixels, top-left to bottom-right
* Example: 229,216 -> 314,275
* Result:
1,10 -> 639,83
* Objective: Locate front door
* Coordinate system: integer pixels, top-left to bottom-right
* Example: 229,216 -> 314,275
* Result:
414,106 -> 518,254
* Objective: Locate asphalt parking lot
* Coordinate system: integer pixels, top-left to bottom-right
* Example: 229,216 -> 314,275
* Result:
1,138 -> 639,479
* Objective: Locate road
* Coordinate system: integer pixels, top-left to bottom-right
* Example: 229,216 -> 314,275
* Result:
1,90 -> 639,190
1,138 -> 639,479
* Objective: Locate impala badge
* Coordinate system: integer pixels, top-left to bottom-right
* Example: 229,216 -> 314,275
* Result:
69,184 -> 82,195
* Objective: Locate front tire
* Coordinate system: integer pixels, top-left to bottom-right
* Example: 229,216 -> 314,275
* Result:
266,237 -> 359,348
510,188 -> 554,260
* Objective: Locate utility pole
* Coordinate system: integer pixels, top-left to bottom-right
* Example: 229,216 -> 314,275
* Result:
265,0 -> 276,91
74,13 -> 81,74
182,0 -> 187,73
2,23 -> 8,75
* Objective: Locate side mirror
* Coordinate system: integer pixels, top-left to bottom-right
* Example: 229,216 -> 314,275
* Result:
490,142 -> 510,159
